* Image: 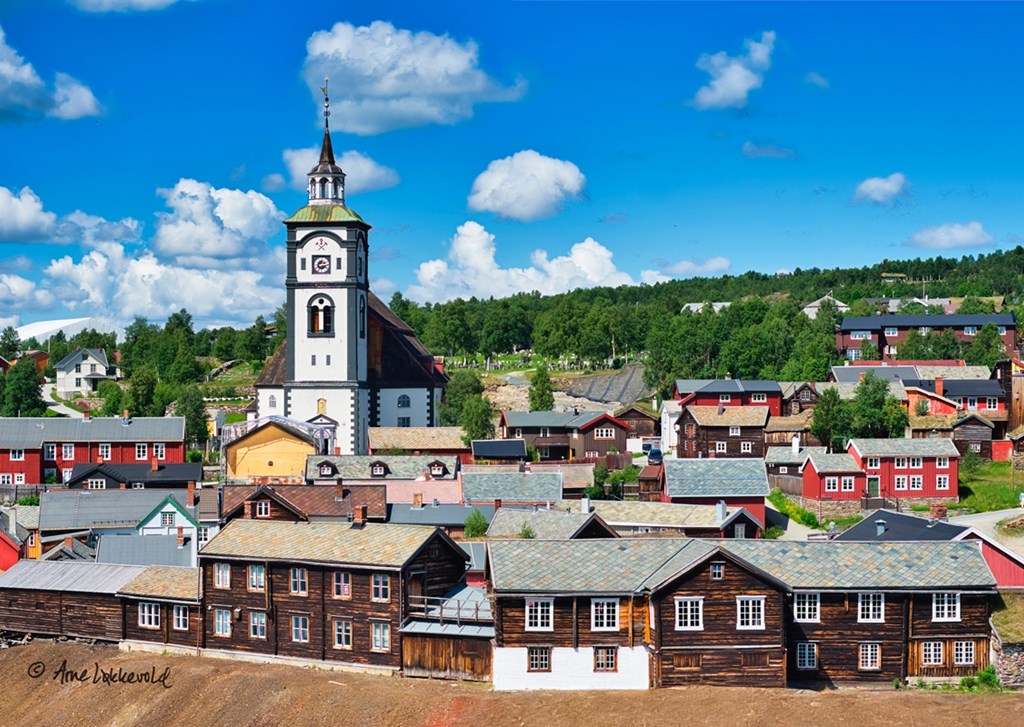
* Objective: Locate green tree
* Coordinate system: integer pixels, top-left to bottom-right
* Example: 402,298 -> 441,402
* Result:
528,366 -> 555,412
850,372 -> 907,439
2,357 -> 46,416
126,367 -> 159,417
959,448 -> 983,482
810,387 -> 852,452
174,385 -> 209,448
965,323 -> 1007,369
0,326 -> 21,360
439,370 -> 484,426
167,343 -> 203,385
460,395 -> 495,444
518,523 -> 536,539
463,508 -> 489,539
859,340 -> 881,361
957,296 -> 995,314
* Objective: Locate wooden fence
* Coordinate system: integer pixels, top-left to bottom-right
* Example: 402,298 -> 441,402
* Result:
0,484 -> 42,503
767,474 -> 802,496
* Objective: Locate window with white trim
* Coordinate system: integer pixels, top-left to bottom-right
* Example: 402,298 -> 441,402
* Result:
675,597 -> 704,630
986,397 -> 999,410
87,478 -> 105,490
138,602 -> 160,629
62,443 -> 75,460
13,473 -> 23,485
850,330 -> 871,340
98,443 -> 111,460
932,592 -> 961,622
135,443 -> 148,460
716,441 -> 727,453
10,449 -> 23,461
526,598 -> 553,631
371,622 -> 391,652
779,466 -> 788,474
250,611 -> 267,639
736,596 -> 766,630
910,475 -> 923,490
858,593 -> 885,623
729,426 -> 740,437
719,394 -> 731,403
0,474 -> 11,486
591,599 -> 619,631
333,619 -> 352,649
841,476 -> 855,492
248,564 -> 265,591
154,443 -> 165,460
883,327 -> 898,336
825,476 -> 838,492
970,442 -> 982,453
594,646 -> 617,672
909,457 -> 923,469
594,427 -> 615,439
741,441 -> 752,454
894,476 -> 908,491
936,475 -> 949,490
710,563 -> 724,580
796,642 -> 818,670
291,615 -> 309,643
173,605 -> 188,631
794,593 -> 820,623
867,457 -> 880,469
160,512 -> 174,527
751,393 -> 767,403
964,326 -> 977,336
255,500 -> 270,518
197,527 -> 210,546
290,567 -> 308,595
936,457 -> 949,469
894,457 -> 907,469
859,642 -> 880,670
334,571 -> 351,599
954,640 -> 975,666
215,609 -> 231,636
214,562 -> 230,589
372,573 -> 390,602
922,641 -> 943,666
44,444 -> 56,460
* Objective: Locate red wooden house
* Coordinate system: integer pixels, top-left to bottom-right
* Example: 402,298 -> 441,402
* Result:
847,438 -> 960,500
799,453 -> 868,502
673,379 -> 783,417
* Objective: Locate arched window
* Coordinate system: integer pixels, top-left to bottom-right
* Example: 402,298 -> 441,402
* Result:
397,395 -> 410,409
268,395 -> 277,409
308,296 -> 334,336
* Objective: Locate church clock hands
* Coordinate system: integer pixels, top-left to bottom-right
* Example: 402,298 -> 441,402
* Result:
312,255 -> 331,274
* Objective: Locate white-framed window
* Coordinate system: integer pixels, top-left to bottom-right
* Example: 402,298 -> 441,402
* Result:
910,475 -> 923,490
841,476 -> 855,492
594,646 -> 617,672
883,327 -> 898,337
894,457 -> 907,469
825,476 -> 838,492
215,609 -> 231,637
710,563 -> 724,580
0,474 -> 11,486
173,605 -> 189,631
198,527 -> 210,546
250,611 -> 266,639
969,397 -> 979,411
858,593 -> 885,623
796,642 -> 818,670
527,646 -> 550,672
734,523 -> 747,539
160,512 -> 174,527
986,397 -> 999,410
999,325 -> 1007,335
919,326 -> 931,335
779,466 -> 789,474
255,500 -> 270,518
154,443 -> 165,460
290,567 -> 308,595
847,348 -> 863,361
62,443 -> 75,460
44,444 -> 56,460
719,394 -> 731,403
214,562 -> 230,588
850,330 -> 871,340
291,615 -> 309,643
585,450 -> 599,458
514,428 -> 523,439
866,457 -> 880,469
138,602 -> 160,629
371,622 -> 391,652
135,443 -> 148,460
592,427 -> 614,440
971,442 -> 982,453
675,597 -> 704,630
715,441 -> 727,453
591,598 -> 619,631
98,443 -> 111,460
131,481 -> 144,489
334,571 -> 351,599
936,457 -> 949,469
526,598 -> 554,631
62,468 -> 72,483
932,592 -> 961,622
741,441 -> 752,454
936,475 -> 949,490
736,596 -> 766,630
954,640 -> 975,666
964,326 -> 977,336
539,427 -> 550,438
87,478 -> 105,490
371,463 -> 386,476
333,620 -> 352,649
794,593 -> 820,623
922,641 -> 943,666
910,457 -> 923,469
248,564 -> 265,591
859,642 -> 880,670
11,472 -> 22,485
894,476 -> 908,491
729,426 -> 740,437
751,393 -> 767,403
10,449 -> 23,461
372,573 -> 390,602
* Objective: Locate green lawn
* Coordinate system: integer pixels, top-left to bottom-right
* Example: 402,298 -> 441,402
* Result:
957,461 -> 1024,513
992,591 -> 1024,643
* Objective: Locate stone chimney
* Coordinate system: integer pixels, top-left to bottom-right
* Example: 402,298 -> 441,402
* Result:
413,493 -> 424,509
187,480 -> 196,508
336,480 -> 345,501
930,503 -> 948,521
581,496 -> 591,514
354,504 -> 368,525
859,372 -> 866,383
935,376 -> 944,398
176,525 -> 184,547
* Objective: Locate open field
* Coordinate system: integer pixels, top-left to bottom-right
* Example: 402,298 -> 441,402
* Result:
0,641 -> 1019,727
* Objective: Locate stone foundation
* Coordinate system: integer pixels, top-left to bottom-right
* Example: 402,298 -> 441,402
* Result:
994,640 -> 1024,688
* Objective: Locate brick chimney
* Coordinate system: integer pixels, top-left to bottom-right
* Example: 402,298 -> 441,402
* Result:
187,480 -> 196,507
859,372 -> 866,383
494,498 -> 502,510
119,481 -> 127,489
354,505 -> 368,525
336,480 -> 345,501
935,376 -> 944,398
176,525 -> 184,547
413,493 -> 423,509
930,503 -> 948,521
151,457 -> 159,472
64,535 -> 74,549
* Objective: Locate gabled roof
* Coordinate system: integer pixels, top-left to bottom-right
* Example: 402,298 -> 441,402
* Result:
500,410 -> 609,429
39,537 -> 96,561
471,439 -> 527,459
388,503 -> 496,527
68,462 -> 203,486
485,507 -> 617,540
683,405 -> 769,427
220,483 -> 387,521
39,490 -> 195,531
908,414 -> 957,432
136,494 -> 200,530
903,378 -> 1004,398
0,417 -> 185,449
816,380 -> 906,402
0,560 -> 144,593
54,347 -> 111,371
96,534 -> 192,567
835,509 -> 965,543
953,412 -> 994,429
840,313 -> 1015,332
802,453 -> 862,475
558,499 -> 762,530
848,438 -> 960,458
663,459 -> 770,498
763,410 -> 815,433
117,565 -> 200,602
200,519 -> 466,569
764,445 -> 826,466
832,365 -> 917,384
695,380 -> 782,395
462,471 -> 562,503
306,454 -> 459,480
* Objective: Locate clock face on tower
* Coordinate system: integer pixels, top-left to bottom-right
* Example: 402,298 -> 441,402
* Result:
312,255 -> 331,274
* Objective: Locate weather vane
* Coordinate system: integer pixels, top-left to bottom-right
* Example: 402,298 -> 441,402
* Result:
320,77 -> 330,127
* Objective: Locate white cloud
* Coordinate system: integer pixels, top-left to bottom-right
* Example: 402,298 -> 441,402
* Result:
69,0 -> 184,10
0,186 -> 57,241
804,71 -> 830,89
854,172 -> 908,205
0,273 -> 53,310
0,26 -> 101,121
907,221 -> 993,250
693,31 -> 776,110
152,179 -> 284,268
302,20 -> 525,135
741,141 -> 796,159
467,150 -> 585,221
370,278 -> 396,298
660,256 -> 733,276
260,173 -> 287,193
407,221 -> 636,303
282,147 -> 399,195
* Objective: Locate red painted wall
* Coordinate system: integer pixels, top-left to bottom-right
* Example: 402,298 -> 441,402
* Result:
961,534 -> 1024,588
992,440 -> 1012,462
0,440 -> 184,484
800,460 -> 868,501
663,494 -> 766,527
0,532 -> 20,571
848,447 -> 959,499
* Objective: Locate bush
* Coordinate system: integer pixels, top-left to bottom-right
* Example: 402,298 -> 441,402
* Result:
16,494 -> 39,506
763,525 -> 784,539
976,664 -> 1000,690
186,449 -> 204,463
959,675 -> 977,690
519,523 -> 536,539
464,508 -> 488,539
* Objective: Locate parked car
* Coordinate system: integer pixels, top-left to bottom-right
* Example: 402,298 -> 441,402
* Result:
647,448 -> 664,465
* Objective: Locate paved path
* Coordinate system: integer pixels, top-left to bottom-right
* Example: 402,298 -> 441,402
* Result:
46,385 -> 84,418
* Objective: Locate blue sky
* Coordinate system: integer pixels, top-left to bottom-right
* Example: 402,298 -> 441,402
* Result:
1,1 -> 1023,332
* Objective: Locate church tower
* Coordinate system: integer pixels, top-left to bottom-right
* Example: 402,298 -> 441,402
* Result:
279,80 -> 370,454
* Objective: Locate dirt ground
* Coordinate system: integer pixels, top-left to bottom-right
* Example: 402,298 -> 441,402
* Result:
484,377 -> 620,414
0,641 -> 1020,727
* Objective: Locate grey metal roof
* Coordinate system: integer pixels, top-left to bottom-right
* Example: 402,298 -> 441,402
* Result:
460,541 -> 488,571
0,559 -> 145,593
765,446 -> 826,466
696,380 -> 782,395
804,453 -> 862,474
306,454 -> 459,480
471,439 -> 527,459
725,540 -> 995,590
501,410 -> 608,429
663,458 -> 770,498
486,507 -> 601,540
400,621 -> 495,638
0,416 -> 184,448
840,313 -> 1015,332
832,366 -> 918,384
848,438 -> 960,458
388,503 -> 496,526
39,490 -> 194,531
674,379 -> 714,395
836,509 -> 966,543
461,472 -> 562,503
95,534 -> 193,567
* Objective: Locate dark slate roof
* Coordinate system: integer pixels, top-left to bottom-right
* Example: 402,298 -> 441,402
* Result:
694,380 -> 782,395
832,366 -> 918,384
461,472 -> 562,503
68,462 -> 203,487
306,455 -> 459,480
39,490 -> 194,531
674,379 -> 714,395
663,459 -> 770,498
840,313 -> 1015,332
903,379 -> 1004,398
500,411 -> 608,429
471,439 -> 527,459
54,347 -> 110,371
388,503 -> 496,527
0,417 -> 184,448
486,507 -> 609,540
835,509 -> 966,543
0,560 -> 144,593
95,534 -> 193,567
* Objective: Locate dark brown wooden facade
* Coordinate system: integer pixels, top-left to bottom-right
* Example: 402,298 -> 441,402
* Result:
402,633 -> 492,681
0,589 -> 123,641
123,599 -> 202,648
493,594 -> 645,650
952,417 -> 994,460
677,413 -> 767,460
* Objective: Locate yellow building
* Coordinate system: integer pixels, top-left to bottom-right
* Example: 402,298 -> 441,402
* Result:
223,419 -> 320,483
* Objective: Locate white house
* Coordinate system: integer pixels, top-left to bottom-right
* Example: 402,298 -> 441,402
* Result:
54,348 -> 119,398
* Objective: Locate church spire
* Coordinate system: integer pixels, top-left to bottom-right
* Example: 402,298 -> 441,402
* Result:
307,77 -> 346,206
